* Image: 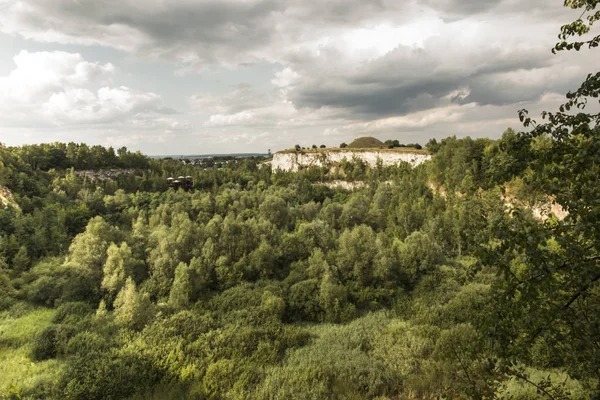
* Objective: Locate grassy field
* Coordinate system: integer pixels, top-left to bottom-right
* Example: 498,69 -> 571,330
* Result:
0,306 -> 62,399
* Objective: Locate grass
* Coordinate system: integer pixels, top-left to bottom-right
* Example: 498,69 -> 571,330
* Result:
0,346 -> 62,398
0,305 -> 62,398
0,307 -> 55,347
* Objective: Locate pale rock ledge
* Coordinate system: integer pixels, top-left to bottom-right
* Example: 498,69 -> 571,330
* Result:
272,150 -> 432,172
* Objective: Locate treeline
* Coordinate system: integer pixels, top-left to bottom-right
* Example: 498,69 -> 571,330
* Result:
2,142 -> 149,173
0,127 -> 598,399
385,139 -> 423,149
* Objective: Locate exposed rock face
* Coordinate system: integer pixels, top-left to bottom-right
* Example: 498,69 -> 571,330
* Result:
428,181 -> 567,222
74,169 -> 137,181
320,180 -> 367,190
0,185 -> 18,209
530,202 -> 568,221
317,180 -> 394,190
272,150 -> 432,172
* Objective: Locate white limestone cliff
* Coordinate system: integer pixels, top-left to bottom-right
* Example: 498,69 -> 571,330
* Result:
272,150 -> 432,172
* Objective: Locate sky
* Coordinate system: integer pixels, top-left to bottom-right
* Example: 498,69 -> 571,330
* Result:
0,0 -> 596,155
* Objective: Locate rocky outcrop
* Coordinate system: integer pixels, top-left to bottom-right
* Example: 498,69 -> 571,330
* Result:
505,196 -> 567,222
428,181 -> 567,222
74,169 -> 137,181
272,150 -> 432,172
317,180 -> 395,191
320,180 -> 367,190
0,185 -> 18,209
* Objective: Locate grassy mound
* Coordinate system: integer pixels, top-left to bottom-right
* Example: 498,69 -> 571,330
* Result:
348,137 -> 384,148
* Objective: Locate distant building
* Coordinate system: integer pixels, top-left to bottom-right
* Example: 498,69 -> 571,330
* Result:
167,176 -> 194,191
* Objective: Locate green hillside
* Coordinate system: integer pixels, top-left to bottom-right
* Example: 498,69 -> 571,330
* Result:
347,136 -> 385,148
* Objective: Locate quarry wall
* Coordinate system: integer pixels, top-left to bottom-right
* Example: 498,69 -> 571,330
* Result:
272,150 -> 432,172
74,168 -> 137,181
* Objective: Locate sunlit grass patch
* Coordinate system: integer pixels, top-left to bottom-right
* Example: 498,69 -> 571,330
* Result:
0,305 -> 62,398
500,367 -> 595,400
0,306 -> 55,348
0,346 -> 62,398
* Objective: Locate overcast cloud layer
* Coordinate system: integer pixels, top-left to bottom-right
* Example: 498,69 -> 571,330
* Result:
0,0 -> 595,154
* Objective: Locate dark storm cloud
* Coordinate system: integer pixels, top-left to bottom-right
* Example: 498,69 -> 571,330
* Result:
288,28 -> 562,117
292,79 -> 455,117
0,0 -> 414,66
1,0 -> 286,64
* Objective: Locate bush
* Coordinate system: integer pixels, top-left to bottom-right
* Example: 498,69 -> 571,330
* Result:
287,279 -> 321,322
65,331 -> 111,356
257,313 -> 399,399
31,326 -> 58,361
31,325 -> 76,361
0,273 -> 15,310
27,275 -> 63,306
52,301 -> 93,325
60,352 -> 161,400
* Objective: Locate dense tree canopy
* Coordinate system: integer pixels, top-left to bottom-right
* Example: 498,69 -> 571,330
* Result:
0,123 -> 595,399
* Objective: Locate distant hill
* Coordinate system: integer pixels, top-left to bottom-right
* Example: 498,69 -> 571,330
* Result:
348,136 -> 385,148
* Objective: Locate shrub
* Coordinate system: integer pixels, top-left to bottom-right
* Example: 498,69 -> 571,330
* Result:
31,326 -> 59,361
60,352 -> 161,400
65,331 -> 111,356
52,301 -> 93,325
287,279 -> 321,322
0,273 -> 15,310
27,275 -> 63,306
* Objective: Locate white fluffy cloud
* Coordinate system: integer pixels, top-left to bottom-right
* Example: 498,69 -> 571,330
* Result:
0,50 -> 114,103
0,50 -> 176,127
42,86 -> 163,124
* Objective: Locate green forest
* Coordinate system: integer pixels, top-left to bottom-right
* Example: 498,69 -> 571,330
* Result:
1,2 -> 600,399
0,124 -> 598,400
